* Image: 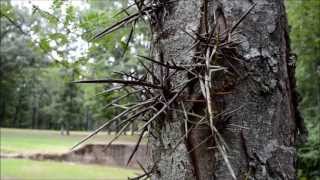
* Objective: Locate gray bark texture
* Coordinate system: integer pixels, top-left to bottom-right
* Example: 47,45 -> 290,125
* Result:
149,0 -> 302,179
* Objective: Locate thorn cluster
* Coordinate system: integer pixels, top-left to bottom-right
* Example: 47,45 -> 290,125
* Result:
73,1 -> 256,179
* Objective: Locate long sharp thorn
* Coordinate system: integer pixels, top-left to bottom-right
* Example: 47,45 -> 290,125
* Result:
179,27 -> 197,40
169,108 -> 203,119
230,3 -> 256,33
101,90 -> 141,110
137,161 -> 149,176
113,3 -> 135,18
106,122 -> 131,148
117,107 -> 152,129
216,136 -> 236,180
94,86 -> 123,96
138,55 -> 185,70
92,11 -> 142,40
138,59 -> 160,83
71,111 -> 129,150
138,83 -> 189,131
121,21 -> 136,57
170,117 -> 206,154
181,102 -> 189,141
73,79 -> 162,89
187,135 -> 213,154
114,71 -> 141,81
70,99 -> 154,150
127,128 -> 147,166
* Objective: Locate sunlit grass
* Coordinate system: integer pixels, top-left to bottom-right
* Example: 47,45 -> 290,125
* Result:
0,128 -> 145,154
1,158 -> 140,180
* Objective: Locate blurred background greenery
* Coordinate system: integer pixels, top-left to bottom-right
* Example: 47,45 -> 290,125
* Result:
287,0 -> 320,178
0,0 -> 319,179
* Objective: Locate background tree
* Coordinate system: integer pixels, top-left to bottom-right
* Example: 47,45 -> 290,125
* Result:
0,2 -> 49,128
287,0 -> 320,178
0,0 -> 148,134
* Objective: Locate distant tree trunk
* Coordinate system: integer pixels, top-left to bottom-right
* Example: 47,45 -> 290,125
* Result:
131,121 -> 135,136
66,121 -> 70,136
35,104 -> 41,129
60,122 -> 65,136
115,117 -> 120,134
59,119 -> 70,135
37,114 -> 41,129
107,126 -> 112,135
123,120 -> 127,136
0,100 -> 6,126
47,116 -> 52,129
85,107 -> 92,130
32,91 -> 42,129
31,94 -> 38,129
13,92 -> 22,128
149,0 -> 303,179
31,105 -> 36,128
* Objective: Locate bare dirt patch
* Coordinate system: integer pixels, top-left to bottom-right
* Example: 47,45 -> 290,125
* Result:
1,144 -> 149,168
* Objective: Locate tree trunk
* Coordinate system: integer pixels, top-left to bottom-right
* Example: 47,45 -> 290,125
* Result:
60,122 -> 65,136
66,121 -> 70,136
0,100 -> 6,126
85,107 -> 92,131
13,92 -> 22,128
131,121 -> 135,136
149,0 -> 302,179
31,94 -> 38,129
31,105 -> 36,128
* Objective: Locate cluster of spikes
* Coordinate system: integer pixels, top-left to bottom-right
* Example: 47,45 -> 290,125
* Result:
72,1 -> 256,179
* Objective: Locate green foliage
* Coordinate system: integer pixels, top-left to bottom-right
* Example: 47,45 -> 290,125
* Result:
0,0 -> 148,133
52,0 -> 63,9
39,38 -> 51,53
287,0 -> 320,178
48,33 -> 68,44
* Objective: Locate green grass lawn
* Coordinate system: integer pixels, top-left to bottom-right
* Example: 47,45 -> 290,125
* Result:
0,128 -> 145,154
0,128 -> 144,179
1,158 -> 140,180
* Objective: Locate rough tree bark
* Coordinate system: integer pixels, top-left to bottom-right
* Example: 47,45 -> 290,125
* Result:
149,0 -> 302,179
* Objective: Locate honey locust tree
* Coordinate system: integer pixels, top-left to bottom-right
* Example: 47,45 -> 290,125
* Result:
74,0 -> 306,179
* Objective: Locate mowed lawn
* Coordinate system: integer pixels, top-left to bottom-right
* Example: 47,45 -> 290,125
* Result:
0,128 -> 144,154
0,128 -> 143,179
1,159 -> 140,180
